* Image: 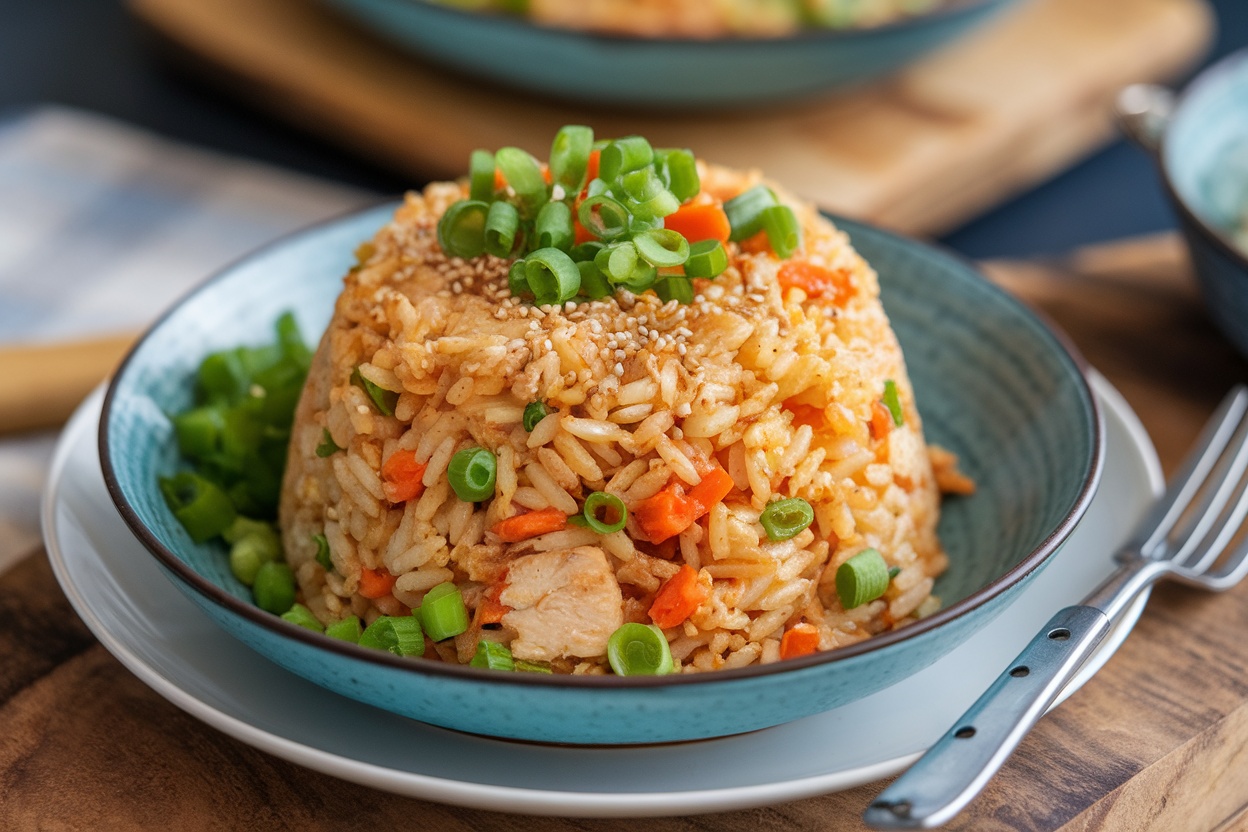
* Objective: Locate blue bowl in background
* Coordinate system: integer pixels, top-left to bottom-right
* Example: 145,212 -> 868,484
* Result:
100,201 -> 1101,745
1118,48 -> 1248,360
317,0 -> 1020,108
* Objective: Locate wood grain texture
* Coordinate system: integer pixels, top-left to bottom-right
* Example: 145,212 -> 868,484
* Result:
5,234 -> 1248,830
0,333 -> 135,434
126,0 -> 1211,235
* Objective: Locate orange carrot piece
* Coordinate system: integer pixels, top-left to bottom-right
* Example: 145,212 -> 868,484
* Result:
870,400 -> 894,441
663,202 -> 731,245
738,230 -> 771,254
491,507 -> 568,543
382,449 -> 428,503
493,168 -> 507,192
785,401 -> 825,430
359,567 -> 397,599
475,591 -> 511,627
777,261 -> 853,305
780,622 -> 821,660
649,564 -> 709,630
686,467 -> 734,516
633,483 -> 698,543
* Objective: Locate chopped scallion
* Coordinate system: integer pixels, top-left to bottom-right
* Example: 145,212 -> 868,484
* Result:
252,561 -> 296,615
582,491 -> 627,534
549,124 -> 593,195
598,135 -> 654,181
418,582 -> 470,641
836,548 -> 891,610
436,199 -> 489,259
633,229 -> 690,268
724,184 -> 778,242
577,261 -> 612,300
578,194 -> 631,241
468,149 -> 496,202
159,472 -> 237,543
683,239 -> 728,279
522,401 -> 551,432
281,603 -> 325,633
654,276 -> 694,305
316,428 -> 342,458
658,148 -> 700,203
607,623 -> 674,676
760,204 -> 802,259
484,199 -> 521,258
352,368 -> 399,417
448,447 -> 497,502
358,615 -> 425,656
470,640 -> 515,671
759,497 -> 814,542
313,532 -> 333,571
325,615 -> 363,643
535,200 -> 574,251
525,247 -> 581,305
882,379 -> 904,426
495,146 -> 547,217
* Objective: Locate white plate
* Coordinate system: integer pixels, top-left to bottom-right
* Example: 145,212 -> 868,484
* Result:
42,373 -> 1161,818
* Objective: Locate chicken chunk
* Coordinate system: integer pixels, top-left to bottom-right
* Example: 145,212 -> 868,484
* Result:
499,546 -> 624,662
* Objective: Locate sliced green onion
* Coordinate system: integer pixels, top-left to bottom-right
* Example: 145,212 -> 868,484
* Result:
596,241 -> 636,282
222,515 -> 275,545
759,497 -> 815,542
468,149 -> 496,202
888,566 -> 901,579
565,513 -> 590,528
525,247 -> 581,305
654,276 -> 695,305
172,406 -> 224,460
598,135 -> 654,181
836,548 -> 891,610
577,261 -> 612,300
583,491 -> 627,534
316,428 -> 342,458
281,603 -> 325,632
568,241 -> 605,262
618,167 -> 672,212
197,349 -> 248,405
418,582 -> 470,641
352,368 -> 399,417
359,615 -> 425,656
657,148 -> 700,203
508,259 -> 531,298
523,401 -> 551,431
724,184 -> 778,242
515,659 -> 553,674
684,239 -> 728,279
607,623 -> 674,676
535,200 -> 574,251
436,199 -> 489,259
578,194 -> 631,241
484,199 -> 520,258
448,446 -> 497,502
882,379 -> 904,427
252,561 -> 296,615
760,204 -> 802,259
275,311 -> 311,366
549,124 -> 593,195
633,229 -> 690,268
495,146 -> 547,217
470,640 -> 515,671
325,615 -> 363,643
159,472 -> 237,543
313,532 -> 333,571
228,527 -> 281,586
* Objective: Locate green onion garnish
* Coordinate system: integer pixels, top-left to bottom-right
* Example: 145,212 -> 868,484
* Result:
252,561 -> 296,615
654,276 -> 695,305
684,239 -> 728,279
495,146 -> 547,218
724,184 -> 778,242
534,200 -> 574,251
316,428 -> 342,458
508,259 -> 531,299
888,566 -> 901,579
836,548 -> 891,610
549,124 -> 593,195
607,623 -> 674,676
448,447 -> 497,502
657,148 -> 700,203
582,491 -> 627,534
760,204 -> 802,259
515,659 -> 554,674
759,497 -> 815,542
524,247 -> 581,305
469,149 -> 495,202
598,135 -> 654,181
578,194 -> 631,241
281,603 -> 325,633
484,199 -> 520,258
436,198 -> 489,259
313,532 -> 333,571
325,615 -> 363,643
522,401 -> 551,431
227,524 -> 281,585
358,615 -> 425,657
352,368 -> 399,416
577,261 -> 612,300
418,582 -> 470,641
159,471 -> 237,543
470,640 -> 515,671
172,406 -> 224,460
633,228 -> 690,268
882,379 -> 904,427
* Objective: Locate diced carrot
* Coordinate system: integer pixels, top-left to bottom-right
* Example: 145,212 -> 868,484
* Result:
649,564 -> 709,629
381,449 -> 427,503
738,230 -> 771,254
785,401 -> 825,429
777,261 -> 853,305
491,507 -> 568,543
359,567 -> 397,599
585,149 -> 600,185
633,483 -> 698,544
573,215 -> 595,245
493,168 -> 507,192
475,589 -> 511,627
663,202 -> 731,245
540,163 -> 553,185
780,622 -> 821,660
870,400 -> 894,441
686,467 -> 734,516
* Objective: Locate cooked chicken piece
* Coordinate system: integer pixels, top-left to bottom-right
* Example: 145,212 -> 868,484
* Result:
500,546 -> 623,662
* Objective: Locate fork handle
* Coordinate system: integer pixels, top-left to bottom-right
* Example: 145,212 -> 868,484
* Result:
863,605 -> 1111,829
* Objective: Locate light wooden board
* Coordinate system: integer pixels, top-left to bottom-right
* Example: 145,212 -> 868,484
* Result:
128,0 -> 1212,235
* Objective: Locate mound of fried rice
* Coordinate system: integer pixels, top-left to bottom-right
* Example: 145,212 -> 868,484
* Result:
278,162 -> 968,675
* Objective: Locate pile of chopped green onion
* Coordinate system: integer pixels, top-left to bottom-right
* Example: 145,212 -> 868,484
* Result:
436,125 -> 801,307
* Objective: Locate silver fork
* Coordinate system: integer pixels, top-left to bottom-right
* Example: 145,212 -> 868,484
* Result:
864,385 -> 1248,830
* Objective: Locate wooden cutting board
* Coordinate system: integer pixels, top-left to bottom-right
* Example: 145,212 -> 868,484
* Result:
5,234 -> 1248,830
128,0 -> 1212,236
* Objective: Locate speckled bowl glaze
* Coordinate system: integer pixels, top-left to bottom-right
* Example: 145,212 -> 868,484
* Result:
100,202 -> 1101,746
318,0 -> 1019,108
1119,48 -> 1248,361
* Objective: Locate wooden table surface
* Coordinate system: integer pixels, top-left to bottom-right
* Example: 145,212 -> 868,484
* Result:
3,233 -> 1248,830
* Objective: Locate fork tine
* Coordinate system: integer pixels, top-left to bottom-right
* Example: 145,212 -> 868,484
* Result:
1124,385 -> 1248,559
1166,398 -> 1248,569
1200,536 -> 1248,590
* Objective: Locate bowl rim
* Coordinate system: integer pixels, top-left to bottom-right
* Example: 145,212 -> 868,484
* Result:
99,201 -> 1104,690
1157,47 -> 1248,272
355,0 -> 1009,47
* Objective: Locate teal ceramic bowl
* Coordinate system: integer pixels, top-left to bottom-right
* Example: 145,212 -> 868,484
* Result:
318,0 -> 1019,108
100,203 -> 1101,746
1118,48 -> 1248,361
